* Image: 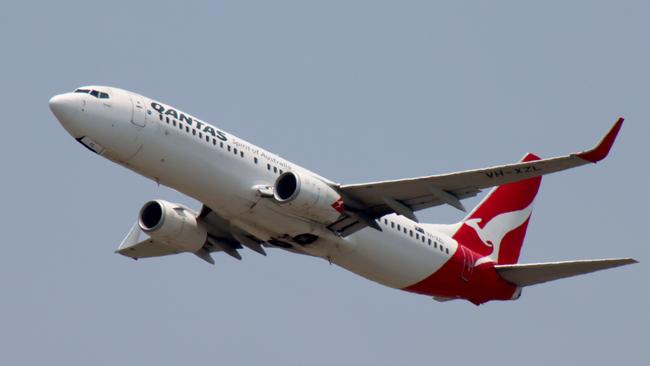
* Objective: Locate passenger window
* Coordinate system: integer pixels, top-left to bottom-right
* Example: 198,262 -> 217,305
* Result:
241,151 -> 244,158
445,248 -> 449,254
279,169 -> 283,174
397,224 -> 401,231
234,148 -> 238,155
421,236 -> 425,243
227,145 -> 231,152
192,130 -> 196,136
186,126 -> 189,132
267,164 -> 271,170
410,230 -> 413,237
391,222 -> 395,228
199,132 -> 203,138
254,157 -> 258,164
206,135 -> 209,142
212,138 -> 216,145
403,228 -> 407,234
220,142 -> 223,148
415,233 -> 419,240
434,241 -> 437,248
428,238 -> 431,246
384,219 -> 387,225
158,114 -> 162,121
178,123 -> 182,130
273,167 -> 278,173
172,120 -> 176,126
166,117 -> 170,123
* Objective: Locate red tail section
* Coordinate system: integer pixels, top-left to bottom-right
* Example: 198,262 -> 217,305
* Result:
453,153 -> 542,265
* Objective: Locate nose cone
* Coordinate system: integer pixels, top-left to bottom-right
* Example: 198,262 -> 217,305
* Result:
49,93 -> 78,121
49,93 -> 84,136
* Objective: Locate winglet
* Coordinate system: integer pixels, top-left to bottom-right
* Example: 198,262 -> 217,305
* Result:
577,118 -> 624,163
116,221 -> 142,252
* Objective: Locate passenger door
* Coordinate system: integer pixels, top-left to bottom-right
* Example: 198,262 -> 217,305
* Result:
130,94 -> 146,127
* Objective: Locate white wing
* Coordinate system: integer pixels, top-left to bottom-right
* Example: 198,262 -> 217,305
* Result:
116,205 -> 267,263
329,118 -> 623,236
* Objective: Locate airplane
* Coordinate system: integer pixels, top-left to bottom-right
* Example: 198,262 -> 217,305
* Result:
49,85 -> 636,305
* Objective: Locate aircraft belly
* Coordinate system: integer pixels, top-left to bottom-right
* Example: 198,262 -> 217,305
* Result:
331,228 -> 454,289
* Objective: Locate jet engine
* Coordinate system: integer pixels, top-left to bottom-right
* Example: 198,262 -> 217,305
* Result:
138,200 -> 207,252
273,171 -> 344,224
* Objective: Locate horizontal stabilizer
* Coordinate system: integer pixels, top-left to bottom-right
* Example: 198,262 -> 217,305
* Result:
495,258 -> 637,287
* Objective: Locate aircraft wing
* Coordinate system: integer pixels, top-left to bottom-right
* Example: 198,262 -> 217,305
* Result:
330,118 -> 623,236
116,205 -> 266,264
116,237 -> 181,259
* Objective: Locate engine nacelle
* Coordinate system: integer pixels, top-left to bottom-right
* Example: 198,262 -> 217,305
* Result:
138,200 -> 207,252
273,171 -> 344,224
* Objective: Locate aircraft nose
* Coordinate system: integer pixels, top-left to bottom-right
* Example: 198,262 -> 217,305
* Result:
49,93 -> 80,122
49,93 -> 85,136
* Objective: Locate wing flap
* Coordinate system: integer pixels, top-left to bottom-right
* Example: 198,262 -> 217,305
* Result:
333,118 -> 623,236
495,258 -> 637,287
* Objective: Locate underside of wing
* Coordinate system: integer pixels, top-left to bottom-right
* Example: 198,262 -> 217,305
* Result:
330,118 -> 623,236
116,237 -> 181,259
115,204 -> 270,264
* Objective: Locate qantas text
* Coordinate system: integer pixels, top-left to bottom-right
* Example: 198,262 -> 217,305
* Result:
151,102 -> 227,141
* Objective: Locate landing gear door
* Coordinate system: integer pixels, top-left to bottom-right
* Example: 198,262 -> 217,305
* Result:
130,94 -> 146,127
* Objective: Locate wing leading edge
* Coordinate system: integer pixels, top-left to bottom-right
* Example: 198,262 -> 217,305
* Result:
331,118 -> 623,236
116,205 -> 267,263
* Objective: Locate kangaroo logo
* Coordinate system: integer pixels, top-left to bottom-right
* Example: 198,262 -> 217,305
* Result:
464,202 -> 534,266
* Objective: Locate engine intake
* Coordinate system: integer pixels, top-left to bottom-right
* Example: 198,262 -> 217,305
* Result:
138,200 -> 207,253
273,171 -> 344,224
140,201 -> 164,230
275,173 -> 299,201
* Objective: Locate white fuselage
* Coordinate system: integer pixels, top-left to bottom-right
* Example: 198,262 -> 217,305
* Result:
51,86 -> 458,291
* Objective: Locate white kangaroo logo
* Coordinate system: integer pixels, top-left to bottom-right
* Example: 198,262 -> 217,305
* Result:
464,202 -> 534,267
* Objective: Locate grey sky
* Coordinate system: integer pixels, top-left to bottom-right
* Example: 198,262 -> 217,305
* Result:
1,1 -> 648,365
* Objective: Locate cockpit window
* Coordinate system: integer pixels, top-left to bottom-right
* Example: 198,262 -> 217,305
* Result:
74,88 -> 110,99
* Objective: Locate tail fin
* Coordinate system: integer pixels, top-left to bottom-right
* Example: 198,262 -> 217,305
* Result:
495,258 -> 637,287
453,153 -> 542,266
